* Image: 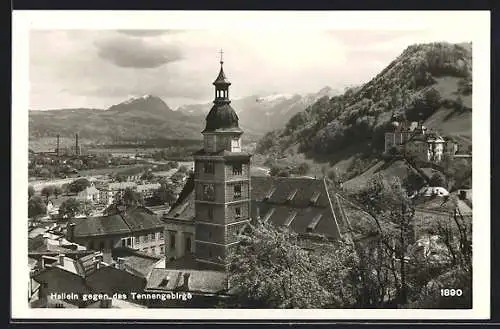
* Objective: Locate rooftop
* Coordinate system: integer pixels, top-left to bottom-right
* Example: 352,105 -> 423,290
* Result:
70,206 -> 163,238
165,176 -> 344,239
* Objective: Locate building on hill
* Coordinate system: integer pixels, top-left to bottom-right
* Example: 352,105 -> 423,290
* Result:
98,182 -> 137,205
384,119 -> 457,162
66,206 -> 165,262
136,183 -> 161,199
159,56 -> 353,302
77,184 -> 101,204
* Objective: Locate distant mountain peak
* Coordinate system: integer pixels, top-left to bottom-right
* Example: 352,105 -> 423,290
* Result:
123,94 -> 157,104
107,94 -> 173,114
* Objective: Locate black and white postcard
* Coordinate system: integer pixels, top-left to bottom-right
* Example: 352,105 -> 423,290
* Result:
12,10 -> 490,320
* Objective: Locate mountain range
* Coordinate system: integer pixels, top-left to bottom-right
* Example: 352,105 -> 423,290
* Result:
176,86 -> 340,133
29,87 -> 339,143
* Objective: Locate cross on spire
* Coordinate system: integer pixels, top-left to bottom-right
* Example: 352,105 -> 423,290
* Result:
219,49 -> 224,64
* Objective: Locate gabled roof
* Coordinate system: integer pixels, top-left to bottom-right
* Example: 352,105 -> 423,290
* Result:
70,206 -> 163,238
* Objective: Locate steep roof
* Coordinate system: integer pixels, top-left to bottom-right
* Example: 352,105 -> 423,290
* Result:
165,175 -> 344,239
213,65 -> 231,86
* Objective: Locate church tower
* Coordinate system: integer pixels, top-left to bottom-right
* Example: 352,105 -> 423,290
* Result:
193,51 -> 252,270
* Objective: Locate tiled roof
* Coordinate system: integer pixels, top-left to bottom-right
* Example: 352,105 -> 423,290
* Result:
33,266 -> 93,296
250,177 -> 342,239
165,175 -> 344,239
71,214 -> 130,238
70,206 -> 162,238
146,268 -> 227,294
120,207 -> 163,231
112,247 -> 162,278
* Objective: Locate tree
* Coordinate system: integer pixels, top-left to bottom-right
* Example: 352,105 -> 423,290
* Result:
28,196 -> 47,219
80,200 -> 94,217
68,178 -> 91,194
354,174 -> 417,307
41,186 -> 55,201
151,183 -> 177,206
228,221 -> 359,308
59,198 -> 82,219
121,188 -> 144,208
53,186 -> 63,198
403,169 -> 426,194
170,161 -> 179,169
177,165 -> 188,174
429,173 -> 446,187
294,162 -> 310,176
140,170 -> 154,181
28,185 -> 35,199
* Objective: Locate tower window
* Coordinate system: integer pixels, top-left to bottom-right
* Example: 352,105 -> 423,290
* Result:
231,138 -> 241,152
208,207 -> 214,220
234,184 -> 242,199
204,161 -> 215,174
232,163 -> 242,175
235,207 -> 241,218
203,184 -> 215,201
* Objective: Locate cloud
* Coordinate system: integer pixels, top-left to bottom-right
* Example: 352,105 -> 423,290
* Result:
29,24 -> 476,110
93,34 -> 183,68
117,29 -> 184,37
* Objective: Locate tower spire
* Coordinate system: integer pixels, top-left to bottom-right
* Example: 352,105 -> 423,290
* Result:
219,48 -> 224,64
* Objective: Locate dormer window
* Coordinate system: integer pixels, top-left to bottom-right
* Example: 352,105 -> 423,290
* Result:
204,161 -> 215,174
309,192 -> 321,206
286,189 -> 298,202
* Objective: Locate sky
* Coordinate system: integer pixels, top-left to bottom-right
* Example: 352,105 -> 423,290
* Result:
29,23 -> 476,110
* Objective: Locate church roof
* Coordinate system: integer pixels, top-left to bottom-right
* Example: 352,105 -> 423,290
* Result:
164,176 -> 350,239
213,65 -> 231,86
203,103 -> 241,133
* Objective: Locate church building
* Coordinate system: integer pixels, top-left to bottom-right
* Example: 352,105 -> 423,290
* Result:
161,55 -> 351,278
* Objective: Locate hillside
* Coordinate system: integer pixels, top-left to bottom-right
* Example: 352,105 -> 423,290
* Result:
177,86 -> 340,134
29,95 -> 205,141
257,42 -> 473,182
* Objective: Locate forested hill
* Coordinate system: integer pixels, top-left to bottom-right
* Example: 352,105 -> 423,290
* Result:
257,42 -> 472,160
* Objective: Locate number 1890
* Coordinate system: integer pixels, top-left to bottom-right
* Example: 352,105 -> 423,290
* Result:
440,288 -> 463,297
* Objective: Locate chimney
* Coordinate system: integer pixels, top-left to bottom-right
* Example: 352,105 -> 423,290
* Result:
183,272 -> 190,290
95,252 -> 103,269
58,254 -> 65,266
67,223 -> 76,241
75,133 -> 80,156
116,257 -> 125,270
56,134 -> 60,157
